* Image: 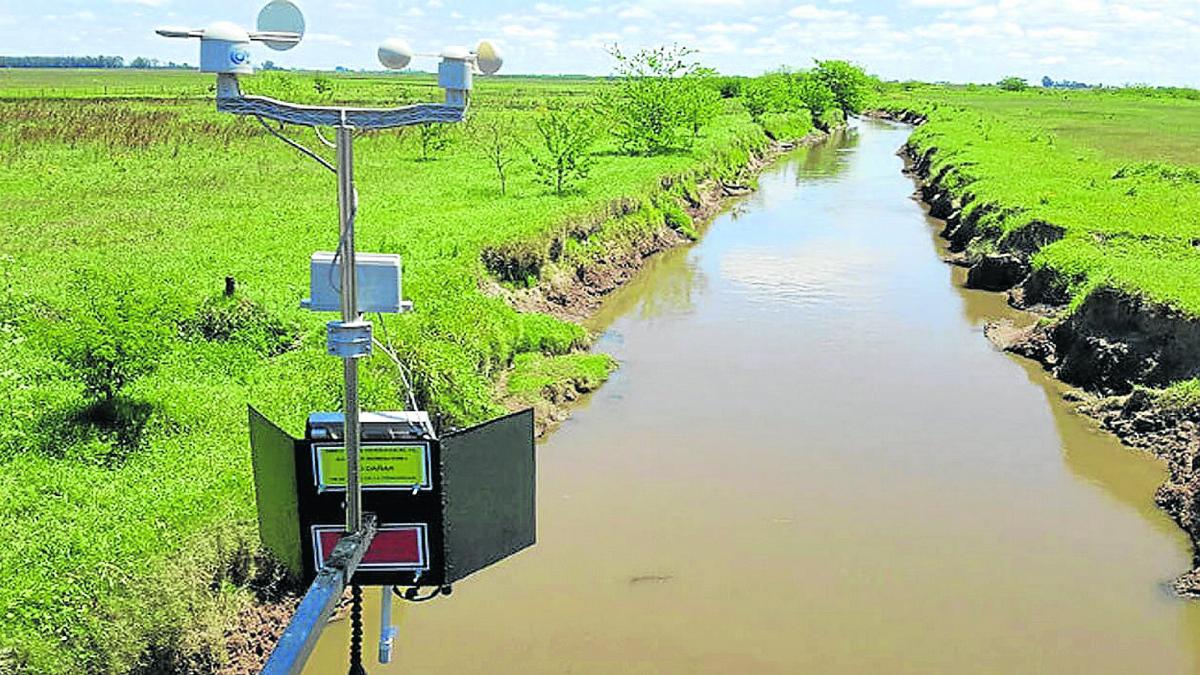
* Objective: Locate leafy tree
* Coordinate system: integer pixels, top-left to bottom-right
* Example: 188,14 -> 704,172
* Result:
604,44 -> 705,155
742,72 -> 793,121
812,59 -> 874,114
479,113 -> 517,195
49,270 -> 171,404
528,103 -> 596,196
793,71 -> 837,118
680,68 -> 723,140
998,76 -> 1029,91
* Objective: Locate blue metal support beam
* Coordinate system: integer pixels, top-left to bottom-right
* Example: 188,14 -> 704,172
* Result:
262,514 -> 378,675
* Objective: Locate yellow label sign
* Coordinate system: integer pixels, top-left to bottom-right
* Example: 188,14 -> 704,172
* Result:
315,444 -> 429,491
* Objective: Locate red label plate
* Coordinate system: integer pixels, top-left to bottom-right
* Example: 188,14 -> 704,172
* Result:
312,524 -> 429,571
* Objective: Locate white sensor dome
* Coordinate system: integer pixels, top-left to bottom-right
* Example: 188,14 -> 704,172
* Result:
378,38 -> 414,70
476,40 -> 503,75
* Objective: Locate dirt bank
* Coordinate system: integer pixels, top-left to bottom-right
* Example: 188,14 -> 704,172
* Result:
884,111 -> 1200,594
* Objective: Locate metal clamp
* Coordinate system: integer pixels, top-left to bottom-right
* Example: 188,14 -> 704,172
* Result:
326,320 -> 373,359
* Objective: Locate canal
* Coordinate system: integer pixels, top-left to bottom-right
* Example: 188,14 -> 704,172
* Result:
307,119 -> 1200,673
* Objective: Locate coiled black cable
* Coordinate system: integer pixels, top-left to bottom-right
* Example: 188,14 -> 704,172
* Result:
348,584 -> 367,675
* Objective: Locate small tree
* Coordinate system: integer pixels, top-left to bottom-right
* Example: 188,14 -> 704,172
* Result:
998,76 -> 1029,91
604,44 -> 703,155
252,71 -> 303,101
813,59 -> 874,113
680,68 -> 723,140
528,103 -> 596,196
480,114 -> 516,195
417,122 -> 452,161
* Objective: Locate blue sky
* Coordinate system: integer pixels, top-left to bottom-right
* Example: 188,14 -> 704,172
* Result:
2,0 -> 1198,85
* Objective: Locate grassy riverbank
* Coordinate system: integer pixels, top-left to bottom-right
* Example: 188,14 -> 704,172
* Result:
882,84 -> 1200,319
0,67 -> 831,672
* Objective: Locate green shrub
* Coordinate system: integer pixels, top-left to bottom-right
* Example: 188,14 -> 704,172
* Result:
998,76 -> 1029,92
179,294 -> 301,356
758,110 -> 814,141
681,70 -> 723,140
742,72 -> 792,121
794,72 -> 837,115
711,76 -> 745,99
818,107 -> 846,130
46,269 -> 172,404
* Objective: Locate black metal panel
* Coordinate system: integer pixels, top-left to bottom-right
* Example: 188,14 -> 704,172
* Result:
248,406 -> 303,575
440,409 -> 536,584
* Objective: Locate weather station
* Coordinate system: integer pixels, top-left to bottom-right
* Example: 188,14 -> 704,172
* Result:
155,3 -> 533,674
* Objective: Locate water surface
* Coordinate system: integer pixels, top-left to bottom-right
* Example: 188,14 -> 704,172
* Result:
306,120 -> 1200,673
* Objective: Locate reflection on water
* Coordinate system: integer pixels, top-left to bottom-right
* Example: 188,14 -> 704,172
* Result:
590,250 -> 708,325
305,120 -> 1200,674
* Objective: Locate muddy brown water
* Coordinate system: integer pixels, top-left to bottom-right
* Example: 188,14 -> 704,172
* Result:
304,120 -> 1200,673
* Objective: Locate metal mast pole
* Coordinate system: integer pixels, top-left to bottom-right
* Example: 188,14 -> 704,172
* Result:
336,124 -> 363,535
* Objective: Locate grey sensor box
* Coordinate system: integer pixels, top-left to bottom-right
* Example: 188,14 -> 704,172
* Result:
304,251 -> 406,314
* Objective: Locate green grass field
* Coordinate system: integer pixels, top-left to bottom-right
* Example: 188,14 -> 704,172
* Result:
0,69 -> 800,673
882,84 -> 1200,316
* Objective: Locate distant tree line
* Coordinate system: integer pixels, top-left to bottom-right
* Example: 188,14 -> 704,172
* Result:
0,56 -> 191,69
1,56 -> 125,68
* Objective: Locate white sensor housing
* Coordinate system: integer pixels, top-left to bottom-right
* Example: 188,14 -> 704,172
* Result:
305,252 -> 406,314
200,22 -> 254,75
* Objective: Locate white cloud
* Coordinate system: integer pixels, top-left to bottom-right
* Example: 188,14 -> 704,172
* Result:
700,22 -> 758,34
617,6 -> 653,19
501,24 -> 558,40
534,3 -> 586,20
787,4 -> 851,20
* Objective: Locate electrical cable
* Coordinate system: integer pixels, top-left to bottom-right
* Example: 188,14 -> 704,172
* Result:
372,327 -> 433,435
313,125 -> 336,149
327,187 -> 358,295
374,315 -> 419,412
392,585 -> 449,603
348,584 -> 367,675
255,115 -> 336,174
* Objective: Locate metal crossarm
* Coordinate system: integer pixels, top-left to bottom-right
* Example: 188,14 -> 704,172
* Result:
262,515 -> 378,675
215,74 -> 466,130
